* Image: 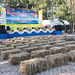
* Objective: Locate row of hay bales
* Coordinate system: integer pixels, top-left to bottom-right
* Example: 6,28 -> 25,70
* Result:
1,44 -> 75,65
0,39 -> 75,60
19,53 -> 68,75
19,49 -> 75,75
0,34 -> 75,75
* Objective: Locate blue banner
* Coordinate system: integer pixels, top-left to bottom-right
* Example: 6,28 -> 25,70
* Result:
6,8 -> 39,24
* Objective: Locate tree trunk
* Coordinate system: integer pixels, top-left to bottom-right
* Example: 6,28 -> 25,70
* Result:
72,0 -> 75,31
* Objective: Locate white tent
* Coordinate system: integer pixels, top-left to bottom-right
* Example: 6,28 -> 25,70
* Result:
63,20 -> 70,25
42,20 -> 51,27
42,20 -> 51,25
42,18 -> 64,27
50,18 -> 63,26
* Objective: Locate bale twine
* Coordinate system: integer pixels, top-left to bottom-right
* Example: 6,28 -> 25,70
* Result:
1,49 -> 21,59
49,47 -> 66,54
65,44 -> 75,52
9,52 -> 30,65
23,46 -> 43,53
45,53 -> 68,67
31,50 -> 50,58
66,50 -> 75,62
19,58 -> 49,75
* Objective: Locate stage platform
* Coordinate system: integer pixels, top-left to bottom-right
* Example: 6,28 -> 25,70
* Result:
0,29 -> 62,39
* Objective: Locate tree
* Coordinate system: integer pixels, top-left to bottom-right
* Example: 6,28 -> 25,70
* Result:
4,0 -> 75,23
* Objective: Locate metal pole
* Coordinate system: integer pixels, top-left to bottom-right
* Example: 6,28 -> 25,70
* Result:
47,7 -> 48,20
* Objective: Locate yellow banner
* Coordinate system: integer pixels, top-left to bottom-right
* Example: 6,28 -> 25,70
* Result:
38,10 -> 43,24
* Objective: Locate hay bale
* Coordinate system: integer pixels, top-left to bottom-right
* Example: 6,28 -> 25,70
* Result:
65,44 -> 75,52
5,42 -> 17,47
42,45 -> 53,50
66,41 -> 75,44
48,42 -> 56,45
0,45 -> 6,48
33,43 -> 46,47
45,53 -> 68,67
66,50 -> 75,62
65,37 -> 74,41
49,47 -> 66,54
16,45 -> 29,50
23,46 -> 43,53
19,58 -> 49,75
24,42 -> 37,47
54,43 -> 66,46
31,50 -> 50,58
0,47 -> 13,54
1,49 -> 21,59
9,52 -> 30,65
10,43 -> 24,48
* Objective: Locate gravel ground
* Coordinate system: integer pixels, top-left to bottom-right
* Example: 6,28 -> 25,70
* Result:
0,56 -> 75,75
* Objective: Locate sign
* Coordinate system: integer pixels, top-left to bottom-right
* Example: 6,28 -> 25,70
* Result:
6,9 -> 39,24
0,9 -> 6,24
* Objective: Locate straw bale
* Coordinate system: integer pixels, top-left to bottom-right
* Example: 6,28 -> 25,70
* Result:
31,39 -> 38,42
10,43 -> 24,48
45,53 -> 68,67
4,42 -> 17,47
9,52 -> 30,65
19,58 -> 49,75
42,45 -> 53,50
0,45 -> 6,48
66,50 -> 75,62
1,49 -> 21,59
23,46 -> 43,53
0,47 -> 13,54
48,42 -> 56,45
2,40 -> 12,45
66,41 -> 75,44
49,47 -> 66,54
24,42 -> 36,47
65,37 -> 75,41
31,50 -> 50,58
54,43 -> 66,46
65,44 -> 75,52
16,45 -> 29,50
32,43 -> 46,47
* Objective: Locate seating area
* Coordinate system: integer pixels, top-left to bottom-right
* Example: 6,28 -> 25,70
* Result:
0,34 -> 75,75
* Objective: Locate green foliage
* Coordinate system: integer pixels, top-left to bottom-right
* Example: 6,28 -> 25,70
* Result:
4,0 -> 75,21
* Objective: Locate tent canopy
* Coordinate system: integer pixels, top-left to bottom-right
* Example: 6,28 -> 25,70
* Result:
63,20 -> 70,25
50,18 -> 63,26
42,18 -> 63,27
42,18 -> 70,27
